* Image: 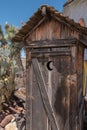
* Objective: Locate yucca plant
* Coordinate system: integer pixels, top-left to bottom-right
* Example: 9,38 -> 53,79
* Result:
0,23 -> 23,110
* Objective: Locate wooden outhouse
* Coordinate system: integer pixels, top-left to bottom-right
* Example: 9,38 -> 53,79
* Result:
12,5 -> 87,130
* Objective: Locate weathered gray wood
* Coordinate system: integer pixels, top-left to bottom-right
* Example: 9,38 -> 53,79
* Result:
26,68 -> 31,130
32,58 -> 59,130
50,13 -> 85,36
69,46 -> 77,130
26,51 -> 32,130
23,16 -> 47,41
32,70 -> 47,130
26,39 -> 77,48
32,51 -> 71,53
31,52 -> 71,58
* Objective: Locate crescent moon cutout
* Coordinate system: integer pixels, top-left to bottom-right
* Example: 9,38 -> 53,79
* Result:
46,61 -> 53,71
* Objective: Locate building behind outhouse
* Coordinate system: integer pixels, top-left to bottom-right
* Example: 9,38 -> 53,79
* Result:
63,0 -> 87,96
63,0 -> 87,26
12,5 -> 87,130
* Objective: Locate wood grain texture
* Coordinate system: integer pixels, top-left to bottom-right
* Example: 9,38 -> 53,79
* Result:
32,58 -> 59,130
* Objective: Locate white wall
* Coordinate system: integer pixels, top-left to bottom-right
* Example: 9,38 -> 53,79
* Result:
63,0 -> 87,60
63,0 -> 87,27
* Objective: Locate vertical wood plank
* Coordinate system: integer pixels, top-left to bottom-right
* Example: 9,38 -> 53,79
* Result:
32,69 -> 47,130
52,56 -> 70,130
26,51 -> 32,130
32,58 -> 59,130
47,66 -> 52,130
69,46 -> 77,130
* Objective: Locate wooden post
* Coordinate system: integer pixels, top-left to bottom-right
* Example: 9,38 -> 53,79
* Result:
69,46 -> 77,130
26,50 -> 32,130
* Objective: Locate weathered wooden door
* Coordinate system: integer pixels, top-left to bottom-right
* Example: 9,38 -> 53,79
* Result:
26,47 -> 71,130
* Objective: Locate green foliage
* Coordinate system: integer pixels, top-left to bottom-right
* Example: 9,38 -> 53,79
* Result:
0,21 -> 25,112
5,23 -> 18,42
0,25 -> 7,44
0,23 -> 21,108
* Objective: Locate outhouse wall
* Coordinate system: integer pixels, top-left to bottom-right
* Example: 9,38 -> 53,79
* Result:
25,17 -> 85,130
26,18 -> 79,44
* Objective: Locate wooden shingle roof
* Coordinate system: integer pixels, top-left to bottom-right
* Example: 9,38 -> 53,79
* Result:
12,5 -> 87,43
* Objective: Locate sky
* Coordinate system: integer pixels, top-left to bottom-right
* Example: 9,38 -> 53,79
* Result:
0,0 -> 66,28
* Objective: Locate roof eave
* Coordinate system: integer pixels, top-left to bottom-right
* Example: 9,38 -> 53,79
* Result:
12,5 -> 87,44
63,0 -> 74,7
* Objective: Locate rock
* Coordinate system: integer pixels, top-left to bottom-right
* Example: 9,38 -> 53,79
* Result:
5,121 -> 18,130
0,115 -> 13,128
5,115 -> 18,130
14,88 -> 26,101
0,126 -> 4,130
